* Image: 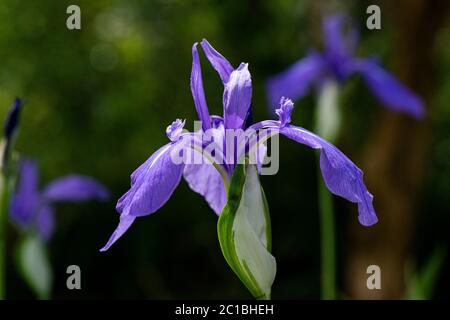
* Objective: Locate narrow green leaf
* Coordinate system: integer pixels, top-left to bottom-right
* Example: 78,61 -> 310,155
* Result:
16,234 -> 53,299
406,245 -> 446,300
217,163 -> 276,299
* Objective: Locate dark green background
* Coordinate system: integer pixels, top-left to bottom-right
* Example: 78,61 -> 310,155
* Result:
0,0 -> 449,299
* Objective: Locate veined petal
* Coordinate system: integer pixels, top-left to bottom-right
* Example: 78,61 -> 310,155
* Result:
191,43 -> 211,130
42,176 -> 109,202
255,120 -> 377,226
183,161 -> 227,215
118,142 -> 185,217
10,159 -> 41,228
223,63 -> 252,129
355,59 -> 425,118
183,122 -> 228,214
266,53 -> 324,110
101,141 -> 186,251
200,39 -> 234,84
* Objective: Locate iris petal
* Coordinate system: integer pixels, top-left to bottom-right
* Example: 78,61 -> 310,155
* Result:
200,39 -> 234,84
100,214 -> 136,252
191,43 -> 211,130
252,120 -> 377,226
266,53 -> 324,110
355,59 -> 425,118
10,159 -> 40,228
223,63 -> 252,129
183,161 -> 227,215
101,141 -> 185,250
36,205 -> 55,241
43,176 -> 109,202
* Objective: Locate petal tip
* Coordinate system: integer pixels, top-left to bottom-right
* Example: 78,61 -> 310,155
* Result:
358,208 -> 378,226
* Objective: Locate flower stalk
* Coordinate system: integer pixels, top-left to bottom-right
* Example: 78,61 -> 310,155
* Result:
315,80 -> 340,300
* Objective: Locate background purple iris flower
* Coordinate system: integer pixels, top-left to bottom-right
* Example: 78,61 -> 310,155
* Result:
266,13 -> 425,118
10,159 -> 109,240
101,39 -> 378,252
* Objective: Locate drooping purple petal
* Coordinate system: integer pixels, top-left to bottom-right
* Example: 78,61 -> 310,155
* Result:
191,43 -> 211,131
100,214 -> 136,252
266,53 -> 325,110
42,176 -> 109,202
280,125 -> 377,226
183,161 -> 227,215
200,39 -> 234,84
4,98 -> 24,140
354,59 -> 425,118
36,205 -> 55,241
101,141 -> 186,251
261,122 -> 377,226
118,142 -> 185,217
251,98 -> 377,226
9,159 -> 40,228
223,63 -> 252,129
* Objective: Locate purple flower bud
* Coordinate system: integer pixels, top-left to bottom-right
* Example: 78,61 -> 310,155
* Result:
166,119 -> 185,142
4,98 -> 24,140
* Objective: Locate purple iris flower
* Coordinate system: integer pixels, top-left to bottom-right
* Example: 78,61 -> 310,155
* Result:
10,159 -> 109,240
267,14 -> 424,118
101,39 -> 378,252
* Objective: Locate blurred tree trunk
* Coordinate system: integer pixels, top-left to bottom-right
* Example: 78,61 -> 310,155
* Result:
345,0 -> 449,299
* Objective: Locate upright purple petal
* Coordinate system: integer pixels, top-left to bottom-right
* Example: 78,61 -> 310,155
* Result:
266,53 -> 325,110
355,59 -> 425,118
9,159 -> 40,228
191,43 -> 211,130
42,176 -> 109,202
200,39 -> 234,84
322,14 -> 359,80
223,63 -> 252,129
323,14 -> 347,61
183,162 -> 227,215
36,205 -> 55,241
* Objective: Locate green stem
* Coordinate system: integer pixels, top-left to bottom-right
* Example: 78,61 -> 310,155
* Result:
315,80 -> 340,300
316,158 -> 336,300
